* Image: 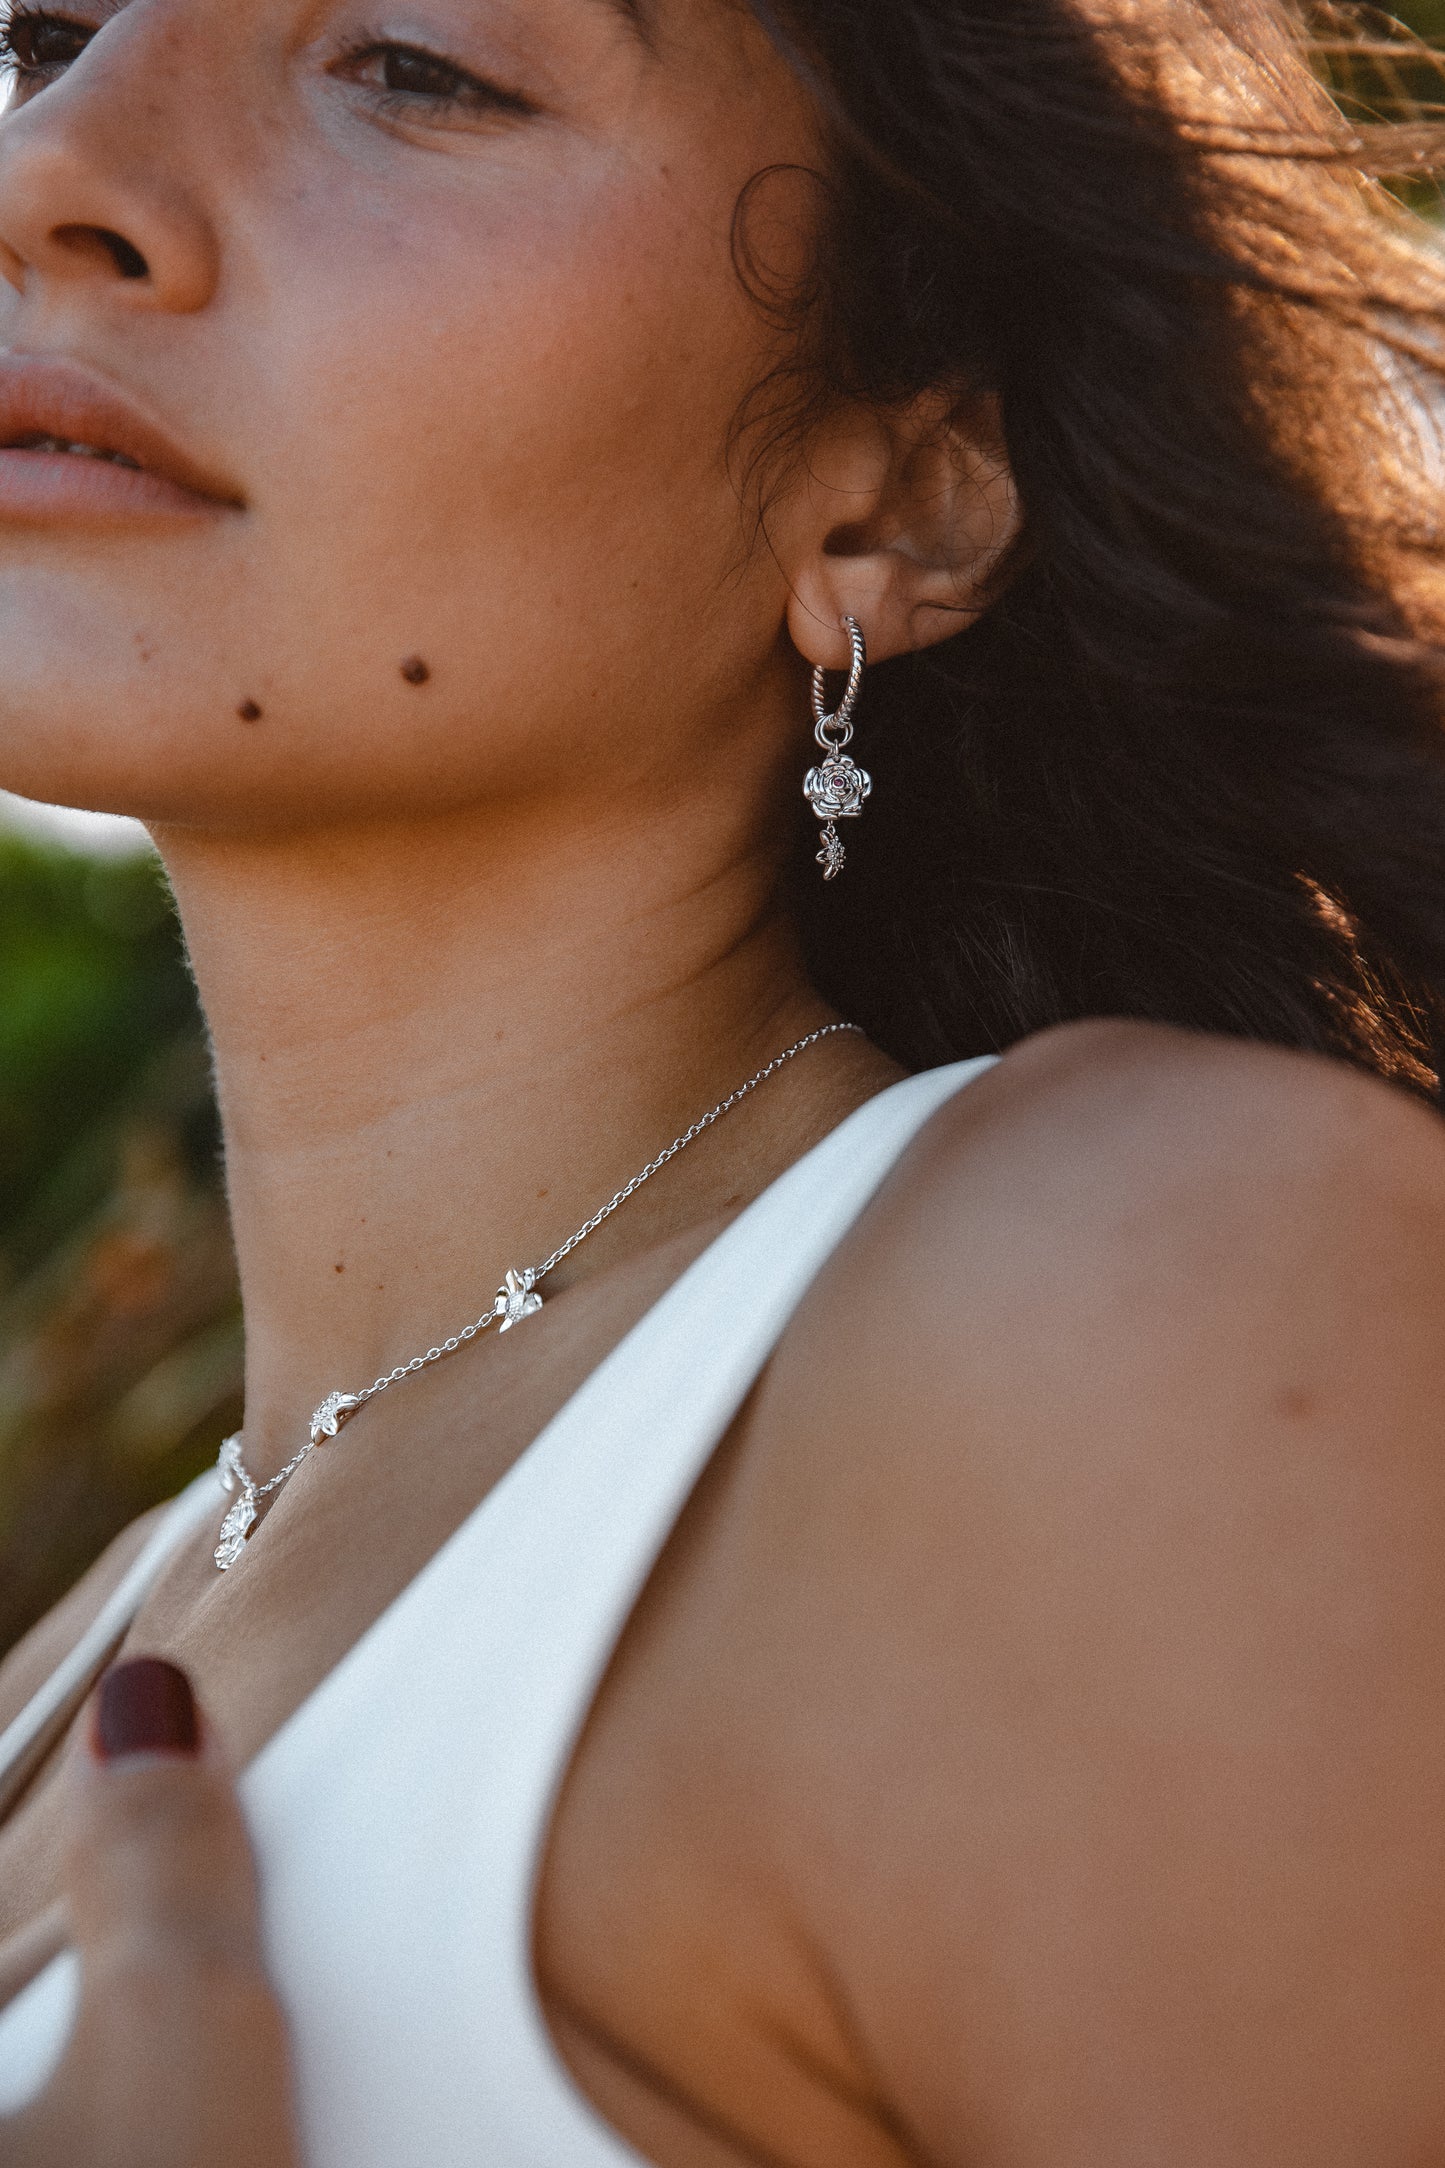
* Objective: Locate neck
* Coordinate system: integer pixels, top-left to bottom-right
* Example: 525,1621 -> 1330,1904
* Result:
155,791 -> 836,1473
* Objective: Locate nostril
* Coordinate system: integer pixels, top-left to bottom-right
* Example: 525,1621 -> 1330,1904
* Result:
54,224 -> 150,281
94,229 -> 149,280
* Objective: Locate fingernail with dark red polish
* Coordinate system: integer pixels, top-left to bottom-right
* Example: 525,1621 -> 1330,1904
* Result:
94,1659 -> 201,1761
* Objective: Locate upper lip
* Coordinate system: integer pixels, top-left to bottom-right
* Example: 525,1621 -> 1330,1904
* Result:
0,355 -> 243,506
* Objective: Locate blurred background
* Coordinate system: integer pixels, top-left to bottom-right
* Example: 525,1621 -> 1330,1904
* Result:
0,797 -> 240,1653
1,2 -> 1444,1661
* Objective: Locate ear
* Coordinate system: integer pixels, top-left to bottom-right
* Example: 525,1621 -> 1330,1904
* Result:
773,393 -> 1021,673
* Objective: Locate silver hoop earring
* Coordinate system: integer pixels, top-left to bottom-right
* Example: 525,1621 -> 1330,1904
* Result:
804,616 -> 871,882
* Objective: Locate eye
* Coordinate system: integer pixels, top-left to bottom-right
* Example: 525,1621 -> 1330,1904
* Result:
333,39 -> 534,123
0,5 -> 96,90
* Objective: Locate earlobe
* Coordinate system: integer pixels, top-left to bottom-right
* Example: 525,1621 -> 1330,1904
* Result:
781,395 -> 1021,672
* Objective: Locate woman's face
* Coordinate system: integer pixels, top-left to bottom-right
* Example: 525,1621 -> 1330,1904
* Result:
0,0 -> 819,829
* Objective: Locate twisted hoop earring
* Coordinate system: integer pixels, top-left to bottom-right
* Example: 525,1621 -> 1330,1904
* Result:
803,615 -> 872,882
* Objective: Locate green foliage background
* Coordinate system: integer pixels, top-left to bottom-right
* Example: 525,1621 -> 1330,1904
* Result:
2,1 -> 1444,1659
0,840 -> 241,1653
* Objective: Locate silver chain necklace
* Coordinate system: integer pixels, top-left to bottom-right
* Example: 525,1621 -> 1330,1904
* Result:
213,1022 -> 863,1570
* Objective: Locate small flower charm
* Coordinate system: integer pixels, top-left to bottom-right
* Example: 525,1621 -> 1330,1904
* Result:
816,825 -> 848,880
309,1391 -> 364,1447
218,1433 -> 246,1494
215,1493 -> 257,1571
493,1267 -> 544,1333
214,1435 -> 258,1571
804,753 -> 872,824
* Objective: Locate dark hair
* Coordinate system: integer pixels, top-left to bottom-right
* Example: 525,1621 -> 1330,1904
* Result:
747,0 -> 1445,1095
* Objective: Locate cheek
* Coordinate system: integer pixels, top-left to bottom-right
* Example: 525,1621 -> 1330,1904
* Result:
0,121 -> 805,827
214,166 -> 780,809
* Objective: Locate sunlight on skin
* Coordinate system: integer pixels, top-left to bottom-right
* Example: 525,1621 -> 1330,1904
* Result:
4,8 -> 1445,2168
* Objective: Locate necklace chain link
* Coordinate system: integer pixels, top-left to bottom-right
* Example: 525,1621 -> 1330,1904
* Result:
214,1023 -> 863,1567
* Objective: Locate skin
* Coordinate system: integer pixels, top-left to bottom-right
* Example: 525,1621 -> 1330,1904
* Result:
1,1 -> 1445,2163
4,1708 -> 300,2168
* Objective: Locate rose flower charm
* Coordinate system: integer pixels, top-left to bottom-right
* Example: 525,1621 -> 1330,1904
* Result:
804,752 -> 873,881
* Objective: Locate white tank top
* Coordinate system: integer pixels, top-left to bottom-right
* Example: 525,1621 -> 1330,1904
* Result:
0,1058 -> 994,2162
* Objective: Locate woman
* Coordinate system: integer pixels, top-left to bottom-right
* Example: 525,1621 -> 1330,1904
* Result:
1,0 -> 1445,2159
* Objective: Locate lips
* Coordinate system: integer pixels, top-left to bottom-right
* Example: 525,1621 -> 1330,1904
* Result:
0,355 -> 242,521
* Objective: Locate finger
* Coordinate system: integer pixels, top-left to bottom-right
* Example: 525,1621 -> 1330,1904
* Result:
69,1659 -> 263,1981
18,1659 -> 298,2168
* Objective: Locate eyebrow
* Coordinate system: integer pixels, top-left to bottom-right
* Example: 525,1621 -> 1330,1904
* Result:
598,0 -> 655,42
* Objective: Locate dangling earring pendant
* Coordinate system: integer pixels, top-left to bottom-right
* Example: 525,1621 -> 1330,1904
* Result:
804,616 -> 871,881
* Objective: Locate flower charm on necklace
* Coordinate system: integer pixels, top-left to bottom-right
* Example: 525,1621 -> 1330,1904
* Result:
494,1267 -> 544,1332
215,1435 -> 258,1572
309,1391 -> 364,1447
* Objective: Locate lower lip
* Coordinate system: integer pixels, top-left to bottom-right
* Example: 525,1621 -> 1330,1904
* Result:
0,449 -> 227,523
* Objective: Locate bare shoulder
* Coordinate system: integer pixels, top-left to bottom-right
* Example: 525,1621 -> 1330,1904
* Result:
898,1015 -> 1445,1286
848,1020 -> 1445,1415
727,1025 -> 1445,2162
781,1018 -> 1445,1699
760,1019 -> 1445,1623
0,1505 -> 169,1736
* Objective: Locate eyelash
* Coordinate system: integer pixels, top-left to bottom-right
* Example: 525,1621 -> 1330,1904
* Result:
332,36 -> 536,124
0,6 -> 95,87
0,11 -> 535,126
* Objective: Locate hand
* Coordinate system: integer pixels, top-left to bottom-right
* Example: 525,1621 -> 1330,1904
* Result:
2,1659 -> 301,2168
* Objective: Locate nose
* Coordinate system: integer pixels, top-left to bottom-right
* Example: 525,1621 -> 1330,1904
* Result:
0,10 -> 219,317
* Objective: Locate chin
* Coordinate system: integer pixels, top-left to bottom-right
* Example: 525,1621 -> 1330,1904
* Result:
0,611 -> 248,828
0,697 -> 235,830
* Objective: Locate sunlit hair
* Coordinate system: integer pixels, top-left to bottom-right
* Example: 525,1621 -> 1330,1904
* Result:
746,0 -> 1445,1095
